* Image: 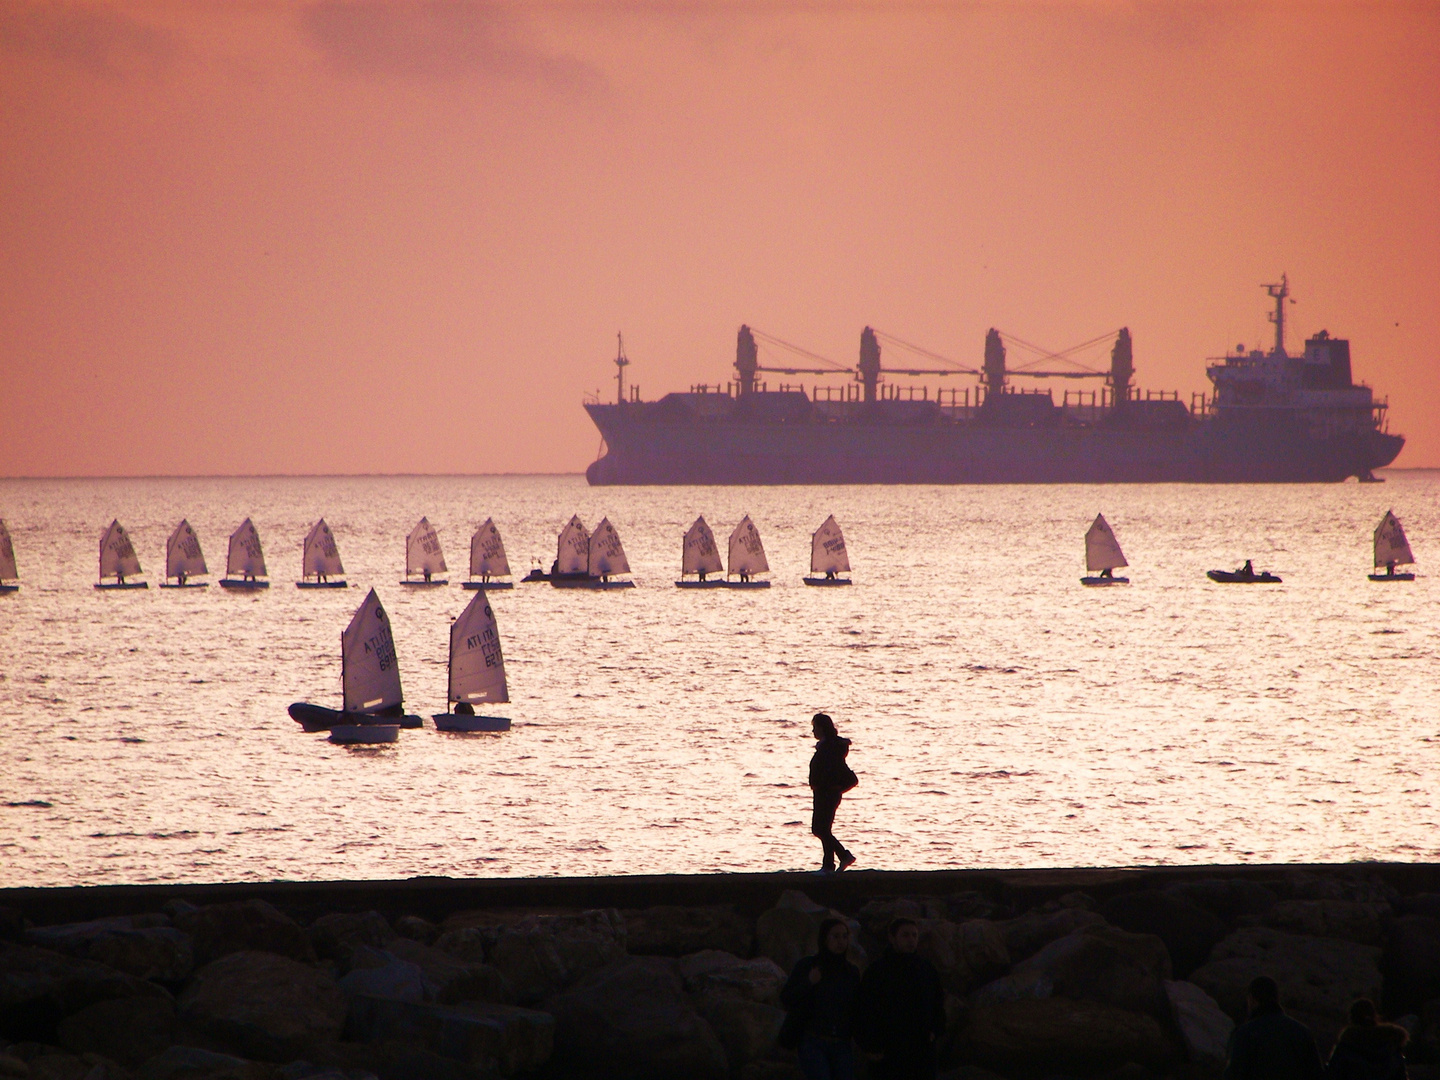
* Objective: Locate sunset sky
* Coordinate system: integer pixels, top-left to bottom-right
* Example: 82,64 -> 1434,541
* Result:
1,0 -> 1436,476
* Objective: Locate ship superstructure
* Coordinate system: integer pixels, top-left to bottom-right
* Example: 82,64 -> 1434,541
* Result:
584,280 -> 1402,484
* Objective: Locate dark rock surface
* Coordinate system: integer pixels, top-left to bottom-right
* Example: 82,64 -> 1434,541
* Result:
307,912 -> 394,965
624,905 -> 753,958
55,994 -> 177,1066
177,951 -> 347,1062
0,942 -> 171,1041
177,902 -> 314,967
1099,890 -> 1223,977
958,997 -> 1173,1075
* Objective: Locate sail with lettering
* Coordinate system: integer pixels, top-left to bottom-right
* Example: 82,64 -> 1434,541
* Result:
165,520 -> 208,581
727,515 -> 769,577
556,516 -> 590,574
405,517 -> 447,580
681,517 -> 723,576
303,519 -> 345,578
0,519 -> 17,589
98,519 -> 143,583
448,589 -> 508,706
226,518 -> 268,578
810,515 -> 850,574
588,517 -> 631,577
1374,511 -> 1413,569
1085,514 -> 1128,572
470,519 -> 510,579
341,588 -> 403,714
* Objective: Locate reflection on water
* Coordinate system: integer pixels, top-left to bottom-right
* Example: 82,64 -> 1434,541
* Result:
0,473 -> 1436,886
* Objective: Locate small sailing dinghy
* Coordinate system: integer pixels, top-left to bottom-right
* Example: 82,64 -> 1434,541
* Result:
1080,514 -> 1130,585
433,589 -> 512,732
297,519 -> 347,588
579,516 -> 635,589
803,515 -> 851,585
402,517 -> 448,585
288,588 -> 419,743
161,520 -> 209,588
725,515 -> 771,588
1370,510 -> 1415,581
677,516 -> 725,588
0,519 -> 18,593
220,518 -> 269,589
1207,561 -> 1281,584
464,518 -> 512,590
526,515 -> 591,583
95,520 -> 147,589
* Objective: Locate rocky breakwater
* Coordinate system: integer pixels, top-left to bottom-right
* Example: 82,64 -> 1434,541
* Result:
2,864 -> 1440,1080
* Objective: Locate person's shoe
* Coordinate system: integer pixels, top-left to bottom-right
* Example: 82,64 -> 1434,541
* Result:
837,854 -> 857,872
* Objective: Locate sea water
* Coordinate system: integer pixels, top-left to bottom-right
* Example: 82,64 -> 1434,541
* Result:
0,473 -> 1436,886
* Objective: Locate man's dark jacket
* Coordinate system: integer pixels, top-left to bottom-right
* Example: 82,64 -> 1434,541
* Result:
854,948 -> 946,1073
1225,1004 -> 1324,1080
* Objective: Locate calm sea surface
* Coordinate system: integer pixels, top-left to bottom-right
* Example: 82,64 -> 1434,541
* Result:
0,474 -> 1436,887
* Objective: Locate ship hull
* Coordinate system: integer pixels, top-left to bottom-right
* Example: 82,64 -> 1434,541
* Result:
585,406 -> 1403,485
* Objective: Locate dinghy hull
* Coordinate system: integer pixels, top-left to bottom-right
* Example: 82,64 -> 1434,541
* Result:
297,580 -> 348,589
0,584 -> 18,594
160,582 -> 208,589
220,579 -> 269,590
1081,576 -> 1130,586
329,724 -> 399,745
675,580 -> 727,589
803,577 -> 851,586
289,702 -> 421,732
1368,572 -> 1415,582
95,582 -> 148,590
463,581 -> 513,590
551,578 -> 635,589
433,713 -> 512,732
1207,570 -> 1282,584
724,580 -> 771,588
400,579 -> 448,587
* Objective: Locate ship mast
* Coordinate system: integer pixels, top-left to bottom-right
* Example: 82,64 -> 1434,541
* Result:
1264,274 -> 1291,357
614,332 -> 630,404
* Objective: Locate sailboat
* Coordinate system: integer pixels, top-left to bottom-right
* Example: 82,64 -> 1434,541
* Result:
95,520 -> 147,589
0,519 -> 18,593
523,515 -> 590,583
464,518 -> 512,590
725,515 -> 771,588
297,519 -> 347,588
161,520 -> 209,588
220,518 -> 269,589
1080,514 -> 1130,585
676,516 -> 725,588
577,516 -> 635,589
287,588 -> 419,743
1369,510 -> 1416,581
433,589 -> 512,732
803,515 -> 851,585
401,517 -> 448,585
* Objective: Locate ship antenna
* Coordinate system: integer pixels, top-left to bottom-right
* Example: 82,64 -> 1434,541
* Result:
614,331 -> 630,404
1263,274 -> 1291,356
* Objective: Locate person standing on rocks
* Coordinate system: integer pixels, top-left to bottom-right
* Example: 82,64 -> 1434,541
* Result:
1324,999 -> 1409,1080
781,917 -> 863,1080
855,917 -> 947,1079
1224,976 -> 1324,1080
808,712 -> 857,873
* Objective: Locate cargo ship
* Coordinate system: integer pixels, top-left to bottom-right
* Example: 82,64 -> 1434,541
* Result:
584,279 -> 1403,484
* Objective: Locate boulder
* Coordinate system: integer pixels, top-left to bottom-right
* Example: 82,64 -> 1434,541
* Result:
945,892 -> 1006,922
1262,900 -> 1389,946
380,938 -> 511,1005
0,1053 -> 25,1078
754,893 -> 861,976
856,898 -> 946,942
1280,872 -> 1397,905
391,917 -> 437,945
345,993 -> 553,1076
995,907 -> 1104,964
177,950 -> 347,1062
1164,980 -> 1233,1072
546,957 -> 728,1080
677,952 -> 785,1004
624,906 -> 753,959
306,913 -> 393,965
176,902 -> 314,966
11,1049 -> 114,1080
1161,879 -> 1279,923
1383,916 -> 1440,1011
135,1045 -> 276,1080
958,997 -> 1174,1075
0,942 -> 171,1042
55,994 -> 176,1067
691,995 -> 783,1077
26,918 -> 194,984
337,948 -> 431,1004
487,910 -> 625,1005
432,927 -> 494,965
978,925 -> 1171,1019
1100,892 -> 1224,978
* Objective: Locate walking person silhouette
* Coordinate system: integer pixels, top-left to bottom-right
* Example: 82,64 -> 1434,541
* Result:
808,712 -> 857,872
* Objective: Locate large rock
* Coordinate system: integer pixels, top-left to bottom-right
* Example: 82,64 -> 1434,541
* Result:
177,950 -> 347,1062
306,912 -> 394,965
1383,915 -> 1440,1011
624,906 -> 753,958
1262,900 -> 1389,946
754,892 -> 861,976
1190,927 -> 1382,1048
547,957 -> 727,1080
1164,980 -> 1233,1073
381,938 -> 511,1005
0,942 -> 171,1041
995,907 -> 1104,964
56,994 -> 176,1067
338,947 -> 431,1004
432,927 -> 494,965
487,909 -> 625,1005
1100,892 -> 1224,977
958,997 -> 1174,1075
677,952 -> 786,1076
1161,879 -> 1279,923
345,993 -> 553,1076
676,952 -> 786,1004
177,902 -> 314,966
976,925 -> 1171,1019
27,916 -> 193,983
135,1045 -> 276,1080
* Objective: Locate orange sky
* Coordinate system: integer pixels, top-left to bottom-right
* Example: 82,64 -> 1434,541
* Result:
2,0 -> 1437,475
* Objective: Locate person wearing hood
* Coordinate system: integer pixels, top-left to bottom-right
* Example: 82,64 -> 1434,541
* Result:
855,917 -> 947,1079
1225,976 -> 1323,1080
780,917 -> 863,1080
1325,999 -> 1409,1080
808,712 -> 858,873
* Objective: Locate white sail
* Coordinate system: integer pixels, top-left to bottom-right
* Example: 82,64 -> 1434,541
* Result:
556,516 -> 590,574
0,519 -> 17,581
810,515 -> 850,574
406,517 -> 447,576
448,589 -> 509,706
342,588 -> 403,714
166,520 -> 208,579
303,519 -> 345,577
469,518 -> 510,578
1085,513 -> 1129,572
588,517 -> 631,577
682,516 -> 723,576
727,515 -> 769,576
226,518 -> 267,578
1374,510 -> 1414,568
99,520 -> 142,580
